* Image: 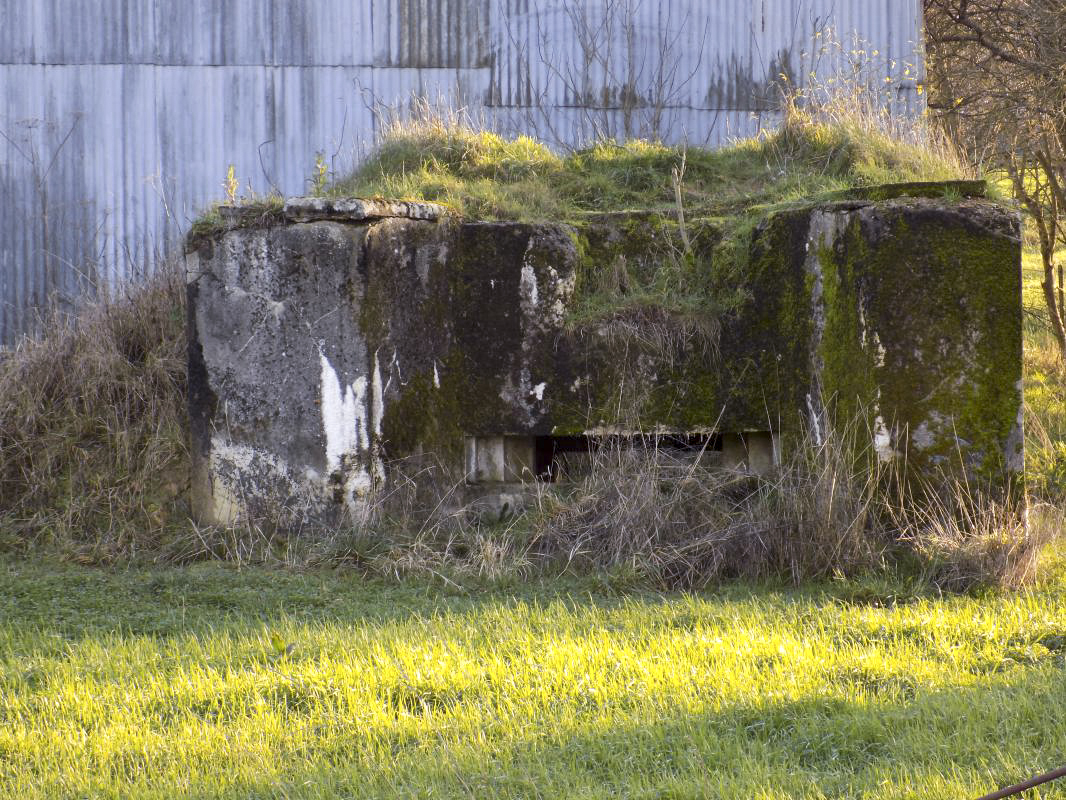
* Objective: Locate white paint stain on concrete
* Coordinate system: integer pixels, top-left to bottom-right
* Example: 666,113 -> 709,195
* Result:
319,352 -> 378,515
806,392 -> 823,447
531,381 -> 546,401
319,352 -> 368,472
433,361 -> 441,389
873,415 -> 894,462
352,377 -> 370,452
371,352 -> 384,438
520,261 -> 539,307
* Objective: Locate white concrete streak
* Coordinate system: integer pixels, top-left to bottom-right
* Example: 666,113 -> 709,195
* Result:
319,352 -> 368,473
371,352 -> 384,438
873,416 -> 894,462
520,262 -> 539,308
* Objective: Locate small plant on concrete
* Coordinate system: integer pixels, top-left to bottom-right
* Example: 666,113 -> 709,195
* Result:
223,164 -> 239,204
310,151 -> 329,196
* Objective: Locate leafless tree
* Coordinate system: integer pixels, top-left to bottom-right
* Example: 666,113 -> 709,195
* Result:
502,0 -> 712,145
925,0 -> 1066,356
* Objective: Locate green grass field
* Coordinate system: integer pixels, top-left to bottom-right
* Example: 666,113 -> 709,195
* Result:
2,554 -> 1066,799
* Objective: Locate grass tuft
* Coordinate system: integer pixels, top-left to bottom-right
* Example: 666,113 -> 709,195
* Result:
331,104 -> 972,222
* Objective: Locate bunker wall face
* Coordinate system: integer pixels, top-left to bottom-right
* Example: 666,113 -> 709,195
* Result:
808,200 -> 1024,486
186,195 -> 1023,527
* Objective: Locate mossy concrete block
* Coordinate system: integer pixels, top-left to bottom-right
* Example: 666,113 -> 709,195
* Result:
805,198 -> 1023,489
186,192 -> 1022,526
823,179 -> 988,202
187,221 -> 375,526
186,211 -> 578,525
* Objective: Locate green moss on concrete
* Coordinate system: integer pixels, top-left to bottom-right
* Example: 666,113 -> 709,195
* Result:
445,223 -> 536,435
546,206 -> 818,436
816,238 -> 880,428
819,201 -> 1022,489
186,199 -> 286,252
717,208 -> 815,435
824,180 -> 987,203
380,355 -> 467,463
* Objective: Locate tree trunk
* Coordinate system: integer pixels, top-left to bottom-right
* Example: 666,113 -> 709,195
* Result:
1042,250 -> 1066,356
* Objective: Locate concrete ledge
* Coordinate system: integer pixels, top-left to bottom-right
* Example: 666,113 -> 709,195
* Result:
282,197 -> 448,224
823,179 -> 987,202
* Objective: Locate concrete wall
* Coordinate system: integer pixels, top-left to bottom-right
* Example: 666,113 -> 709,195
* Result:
0,0 -> 924,344
186,186 -> 1022,527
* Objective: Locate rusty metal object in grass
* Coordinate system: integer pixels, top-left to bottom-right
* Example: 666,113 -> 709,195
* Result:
975,765 -> 1066,800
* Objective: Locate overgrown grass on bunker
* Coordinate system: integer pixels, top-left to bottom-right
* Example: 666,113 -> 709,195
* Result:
326,111 -> 979,337
331,112 -> 975,222
3,113 -> 1046,590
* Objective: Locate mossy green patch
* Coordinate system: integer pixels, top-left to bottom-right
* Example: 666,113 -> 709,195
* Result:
186,198 -> 285,252
818,201 -> 1023,490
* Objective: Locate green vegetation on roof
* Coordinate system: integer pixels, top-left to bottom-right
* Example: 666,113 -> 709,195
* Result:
325,112 -> 979,343
330,111 -> 975,222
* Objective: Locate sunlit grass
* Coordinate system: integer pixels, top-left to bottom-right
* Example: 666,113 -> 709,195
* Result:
330,112 -> 972,222
1022,243 -> 1066,501
2,556 -> 1066,798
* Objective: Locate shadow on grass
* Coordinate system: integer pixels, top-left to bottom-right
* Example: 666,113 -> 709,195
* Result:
3,558 -> 1065,798
140,667 -> 1066,799
0,556 -> 868,639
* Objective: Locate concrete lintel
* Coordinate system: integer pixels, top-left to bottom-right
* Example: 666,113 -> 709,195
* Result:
282,197 -> 447,224
465,436 -> 537,484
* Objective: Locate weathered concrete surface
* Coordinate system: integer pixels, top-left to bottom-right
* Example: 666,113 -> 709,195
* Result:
186,191 -> 1022,526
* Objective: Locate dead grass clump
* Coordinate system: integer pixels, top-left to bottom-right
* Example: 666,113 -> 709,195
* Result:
529,426 -> 888,589
169,456 -> 534,583
0,267 -> 189,561
528,425 -> 1040,592
894,481 -> 1048,592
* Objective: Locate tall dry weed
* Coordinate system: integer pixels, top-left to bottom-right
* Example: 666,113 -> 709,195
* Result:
0,266 -> 188,561
528,424 -> 889,589
527,419 -> 1039,592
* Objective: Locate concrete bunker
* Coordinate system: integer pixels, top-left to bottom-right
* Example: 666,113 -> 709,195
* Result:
185,186 -> 1023,527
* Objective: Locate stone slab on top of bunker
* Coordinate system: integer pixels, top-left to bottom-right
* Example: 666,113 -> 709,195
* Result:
185,182 -> 1023,527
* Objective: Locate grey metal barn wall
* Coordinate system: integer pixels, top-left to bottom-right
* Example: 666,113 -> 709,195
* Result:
0,0 -> 923,345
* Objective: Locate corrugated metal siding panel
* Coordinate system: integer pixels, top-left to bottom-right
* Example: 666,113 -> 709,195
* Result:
0,0 -> 924,345
375,0 -> 491,68
272,1 -> 376,67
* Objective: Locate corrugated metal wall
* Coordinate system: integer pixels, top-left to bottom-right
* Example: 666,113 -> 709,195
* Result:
0,0 -> 923,345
